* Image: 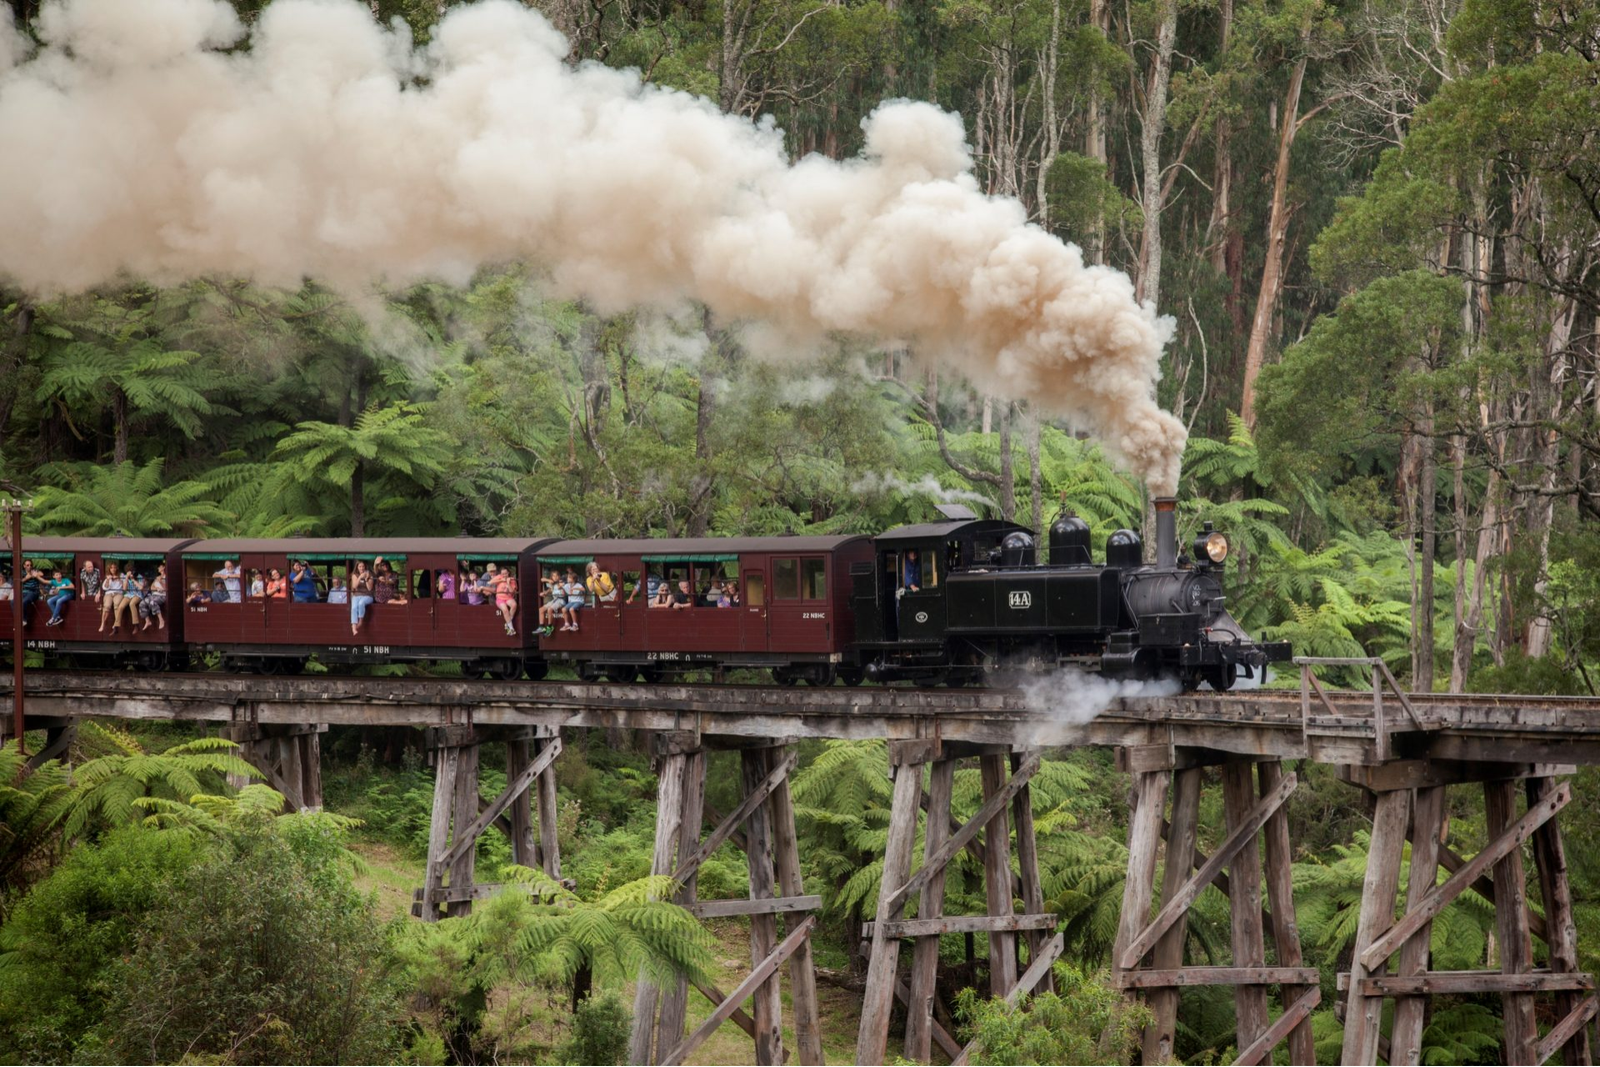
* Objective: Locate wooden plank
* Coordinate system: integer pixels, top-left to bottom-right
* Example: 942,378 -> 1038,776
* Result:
1528,776 -> 1591,1067
1144,766 -> 1201,1065
420,745 -> 458,923
446,740 -> 480,918
1256,761 -> 1313,1066
504,736 -> 537,868
890,737 -> 942,765
692,978 -> 759,1044
1359,971 -> 1595,995
690,895 -> 821,919
661,916 -> 817,1067
920,786 -> 1021,898
742,748 -> 784,1066
1114,967 -> 1321,989
437,735 -> 561,871
895,974 -> 963,1060
1537,995 -> 1599,1067
534,733 -> 562,878
767,749 -> 824,1067
1233,987 -> 1321,1067
1011,749 -> 1050,995
1358,779 -> 1570,971
855,759 -> 923,1066
883,752 -> 1043,918
1340,788 -> 1409,1066
1342,760 -> 1576,792
1390,785 -> 1445,1067
672,749 -> 798,884
628,750 -> 687,1065
1487,778 -> 1538,1066
1223,761 -> 1269,1051
1437,839 -> 1547,942
1118,770 -> 1296,969
979,753 -> 1017,997
1112,769 -> 1170,980
866,913 -> 1057,938
906,758 -> 954,1065
658,748 -> 707,1057
949,933 -> 1064,1067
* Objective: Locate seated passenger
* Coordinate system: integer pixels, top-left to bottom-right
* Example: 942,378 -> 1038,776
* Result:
495,569 -> 518,636
98,564 -> 126,633
213,559 -> 241,602
265,568 -> 288,598
349,561 -> 375,634
117,572 -> 145,631
628,571 -> 662,604
704,579 -> 724,607
0,573 -> 11,600
436,570 -> 455,600
186,582 -> 208,608
210,580 -> 230,603
670,579 -> 692,610
248,569 -> 265,598
726,579 -> 741,607
289,561 -> 319,602
539,573 -> 564,628
716,583 -> 734,608
78,559 -> 100,605
477,564 -> 501,602
586,562 -> 617,603
46,569 -> 74,625
374,562 -> 397,605
463,570 -> 485,606
327,577 -> 349,604
561,568 -> 584,632
20,560 -> 42,627
651,582 -> 673,608
140,563 -> 168,630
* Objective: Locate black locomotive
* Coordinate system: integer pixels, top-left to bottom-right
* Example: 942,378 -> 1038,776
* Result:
854,498 -> 1289,691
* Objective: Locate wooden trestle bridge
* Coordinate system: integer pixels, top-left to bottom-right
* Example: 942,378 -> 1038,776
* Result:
4,663 -> 1598,1067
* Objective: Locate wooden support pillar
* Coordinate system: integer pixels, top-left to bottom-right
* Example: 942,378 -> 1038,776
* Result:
421,742 -> 460,924
1112,767 -> 1171,987
1256,760 -> 1314,1066
1340,788 -> 1409,1066
742,748 -> 784,1065
1010,750 -> 1051,996
1528,776 -> 1592,1067
979,753 -> 1017,997
628,739 -> 689,1066
905,757 -> 955,1064
1222,760 -> 1269,1051
1487,778 -> 1538,1064
535,731 -> 561,878
856,745 -> 926,1067
1143,766 -> 1199,1065
447,739 -> 480,918
657,748 -> 705,1057
1390,785 -> 1445,1066
506,733 -> 538,868
768,748 -> 824,1066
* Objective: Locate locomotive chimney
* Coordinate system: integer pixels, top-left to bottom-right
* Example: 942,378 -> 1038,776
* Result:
1154,496 -> 1178,570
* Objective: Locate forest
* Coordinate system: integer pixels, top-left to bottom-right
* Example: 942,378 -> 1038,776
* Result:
1,0 -> 1599,1062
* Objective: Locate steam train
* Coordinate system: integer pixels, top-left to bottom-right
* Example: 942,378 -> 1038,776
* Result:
3,499 -> 1289,691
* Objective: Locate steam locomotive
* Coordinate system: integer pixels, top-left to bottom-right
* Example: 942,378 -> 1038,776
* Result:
4,498 -> 1288,691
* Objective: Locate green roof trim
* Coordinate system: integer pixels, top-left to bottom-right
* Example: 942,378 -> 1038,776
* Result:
641,553 -> 739,563
100,552 -> 167,561
187,552 -> 405,563
463,553 -> 523,563
535,555 -> 592,565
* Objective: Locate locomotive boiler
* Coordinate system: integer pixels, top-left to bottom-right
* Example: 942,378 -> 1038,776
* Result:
851,498 -> 1289,691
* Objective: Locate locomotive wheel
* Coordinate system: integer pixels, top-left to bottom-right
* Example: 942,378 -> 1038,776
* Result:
800,666 -> 836,687
490,658 -> 524,681
638,666 -> 665,684
524,660 -> 549,681
604,666 -> 637,684
772,666 -> 798,687
576,662 -> 603,683
837,667 -> 865,687
1204,664 -> 1238,692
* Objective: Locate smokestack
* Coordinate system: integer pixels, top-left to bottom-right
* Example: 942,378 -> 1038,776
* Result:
1154,496 -> 1177,570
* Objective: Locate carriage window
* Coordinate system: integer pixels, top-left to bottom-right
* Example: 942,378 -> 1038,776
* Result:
744,572 -> 765,607
773,558 -> 799,600
412,569 -> 432,599
801,559 -> 826,600
621,570 -> 642,602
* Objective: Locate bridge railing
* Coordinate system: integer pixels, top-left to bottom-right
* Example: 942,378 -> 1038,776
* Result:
1294,656 -> 1425,761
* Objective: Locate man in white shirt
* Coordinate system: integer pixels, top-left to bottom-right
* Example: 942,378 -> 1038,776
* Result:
214,559 -> 242,603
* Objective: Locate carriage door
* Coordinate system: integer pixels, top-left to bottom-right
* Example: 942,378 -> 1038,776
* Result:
741,565 -> 768,652
879,550 -> 900,642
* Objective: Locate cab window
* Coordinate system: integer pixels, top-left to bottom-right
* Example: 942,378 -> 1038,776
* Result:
773,558 -> 799,600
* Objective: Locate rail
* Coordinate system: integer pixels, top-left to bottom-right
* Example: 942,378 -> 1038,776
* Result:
1294,656 -> 1427,761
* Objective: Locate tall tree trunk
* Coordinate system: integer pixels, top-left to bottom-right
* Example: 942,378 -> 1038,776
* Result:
1085,0 -> 1109,263
1239,48 -> 1310,431
112,385 -> 129,464
1414,407 -> 1436,691
1450,432 -> 1471,691
1206,0 -> 1233,275
350,460 -> 365,538
1136,0 -> 1178,307
0,302 -> 32,448
998,403 -> 1016,521
1524,292 -> 1577,659
1028,410 -> 1043,533
686,312 -> 722,538
1035,0 -> 1063,225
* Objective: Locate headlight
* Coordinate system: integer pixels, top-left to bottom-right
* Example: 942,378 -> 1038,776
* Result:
1204,532 -> 1229,563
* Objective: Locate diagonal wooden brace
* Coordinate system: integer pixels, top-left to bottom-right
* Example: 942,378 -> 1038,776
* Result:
672,749 -> 798,884
1118,771 -> 1297,970
1358,780 -> 1571,972
883,752 -> 1042,918
436,735 -> 562,873
1537,994 -> 1598,1066
950,932 -> 1065,1067
1233,987 -> 1321,1067
660,915 -> 817,1067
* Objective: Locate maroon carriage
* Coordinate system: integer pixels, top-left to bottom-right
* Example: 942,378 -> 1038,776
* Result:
533,535 -> 872,684
176,538 -> 554,677
2,537 -> 194,669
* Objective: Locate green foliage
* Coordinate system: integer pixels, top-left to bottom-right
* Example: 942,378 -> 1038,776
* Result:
954,963 -> 1150,1065
30,457 -> 230,537
561,991 -> 632,1066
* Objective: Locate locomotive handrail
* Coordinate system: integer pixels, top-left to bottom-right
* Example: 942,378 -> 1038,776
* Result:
1294,656 -> 1429,762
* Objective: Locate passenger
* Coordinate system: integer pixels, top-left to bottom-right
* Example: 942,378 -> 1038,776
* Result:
117,571 -> 145,631
78,558 -> 100,606
436,569 -> 455,600
561,568 -> 584,632
19,560 -> 42,627
45,569 -> 74,625
373,562 -> 396,605
495,569 -> 518,636
349,560 -> 375,635
585,562 -> 617,603
705,578 -> 724,607
265,568 -> 287,598
716,582 -> 734,608
0,572 -> 10,601
628,571 -> 663,604
463,570 -> 485,606
98,563 -> 126,633
726,579 -> 741,607
214,559 -> 242,602
903,549 -> 922,593
289,561 -> 319,603
185,582 -> 208,608
478,563 -> 501,603
249,569 -> 265,598
210,580 -> 230,603
327,577 -> 349,604
539,572 -> 564,628
140,563 -> 168,630
651,581 -> 673,608
670,578 -> 693,610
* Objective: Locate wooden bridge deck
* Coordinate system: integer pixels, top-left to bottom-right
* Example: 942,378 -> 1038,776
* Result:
7,670 -> 1600,765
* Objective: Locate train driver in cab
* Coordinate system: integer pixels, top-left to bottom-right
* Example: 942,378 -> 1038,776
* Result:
903,549 -> 921,593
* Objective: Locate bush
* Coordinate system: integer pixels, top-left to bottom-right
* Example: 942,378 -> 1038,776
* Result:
95,829 -> 404,1064
561,990 -> 631,1065
954,963 -> 1150,1066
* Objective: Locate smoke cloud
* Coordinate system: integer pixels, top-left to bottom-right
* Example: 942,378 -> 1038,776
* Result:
1018,668 -> 1181,744
0,0 -> 1187,492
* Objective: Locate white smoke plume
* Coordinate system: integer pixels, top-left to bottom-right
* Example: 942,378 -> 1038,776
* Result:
0,0 -> 1188,492
851,471 -> 995,510
1019,668 -> 1181,744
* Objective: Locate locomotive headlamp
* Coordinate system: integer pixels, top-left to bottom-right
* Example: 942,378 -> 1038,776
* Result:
1203,532 -> 1230,563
